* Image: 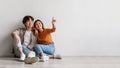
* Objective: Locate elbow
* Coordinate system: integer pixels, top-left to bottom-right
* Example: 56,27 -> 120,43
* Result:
52,28 -> 56,32
11,32 -> 17,38
11,32 -> 15,38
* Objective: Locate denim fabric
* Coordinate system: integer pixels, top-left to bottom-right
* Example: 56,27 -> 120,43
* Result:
14,43 -> 32,57
22,45 -> 31,55
13,32 -> 36,57
34,44 -> 55,57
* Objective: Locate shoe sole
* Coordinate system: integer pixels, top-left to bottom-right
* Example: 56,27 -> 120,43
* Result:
24,57 -> 38,64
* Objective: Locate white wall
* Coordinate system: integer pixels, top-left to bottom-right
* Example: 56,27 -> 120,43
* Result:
0,0 -> 120,56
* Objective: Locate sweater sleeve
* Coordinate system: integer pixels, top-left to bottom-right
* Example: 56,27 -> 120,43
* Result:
46,28 -> 56,33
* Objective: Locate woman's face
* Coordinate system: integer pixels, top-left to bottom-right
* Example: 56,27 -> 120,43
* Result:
35,21 -> 43,29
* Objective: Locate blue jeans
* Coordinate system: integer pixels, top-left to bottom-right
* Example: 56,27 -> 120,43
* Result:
34,44 -> 55,57
14,43 -> 31,57
22,45 -> 31,55
13,35 -> 35,57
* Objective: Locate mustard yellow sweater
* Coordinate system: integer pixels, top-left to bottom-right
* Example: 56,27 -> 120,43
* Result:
37,28 -> 56,44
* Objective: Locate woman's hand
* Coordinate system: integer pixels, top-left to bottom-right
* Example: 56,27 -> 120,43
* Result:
52,17 -> 56,29
52,17 -> 56,25
35,30 -> 38,36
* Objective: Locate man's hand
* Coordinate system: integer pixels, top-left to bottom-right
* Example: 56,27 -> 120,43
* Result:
27,46 -> 35,51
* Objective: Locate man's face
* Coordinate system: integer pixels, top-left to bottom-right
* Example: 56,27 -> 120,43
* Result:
25,18 -> 33,28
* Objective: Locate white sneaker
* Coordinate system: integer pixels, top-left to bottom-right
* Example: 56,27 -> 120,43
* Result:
20,54 -> 26,61
41,56 -> 49,62
45,56 -> 49,61
28,51 -> 36,58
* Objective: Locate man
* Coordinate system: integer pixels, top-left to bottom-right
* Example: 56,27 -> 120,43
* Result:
12,15 -> 38,64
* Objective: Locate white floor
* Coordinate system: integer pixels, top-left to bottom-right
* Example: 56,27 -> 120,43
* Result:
0,57 -> 120,68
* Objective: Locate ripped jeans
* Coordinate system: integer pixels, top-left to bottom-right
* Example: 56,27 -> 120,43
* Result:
13,35 -> 35,57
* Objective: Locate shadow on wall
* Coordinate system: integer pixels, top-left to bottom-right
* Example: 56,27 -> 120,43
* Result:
0,22 -> 24,57
0,34 -> 14,57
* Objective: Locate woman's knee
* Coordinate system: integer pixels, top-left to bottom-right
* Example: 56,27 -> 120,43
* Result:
34,44 -> 43,53
49,50 -> 55,55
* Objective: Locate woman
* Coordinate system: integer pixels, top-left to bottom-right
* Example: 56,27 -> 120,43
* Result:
33,17 -> 61,62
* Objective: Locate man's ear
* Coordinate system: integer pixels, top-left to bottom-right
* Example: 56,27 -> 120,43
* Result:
24,23 -> 26,27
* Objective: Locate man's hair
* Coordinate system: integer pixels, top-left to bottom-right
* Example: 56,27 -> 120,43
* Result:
22,15 -> 34,24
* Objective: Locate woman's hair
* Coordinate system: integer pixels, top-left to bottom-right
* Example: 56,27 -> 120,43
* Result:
22,15 -> 34,24
34,19 -> 44,29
